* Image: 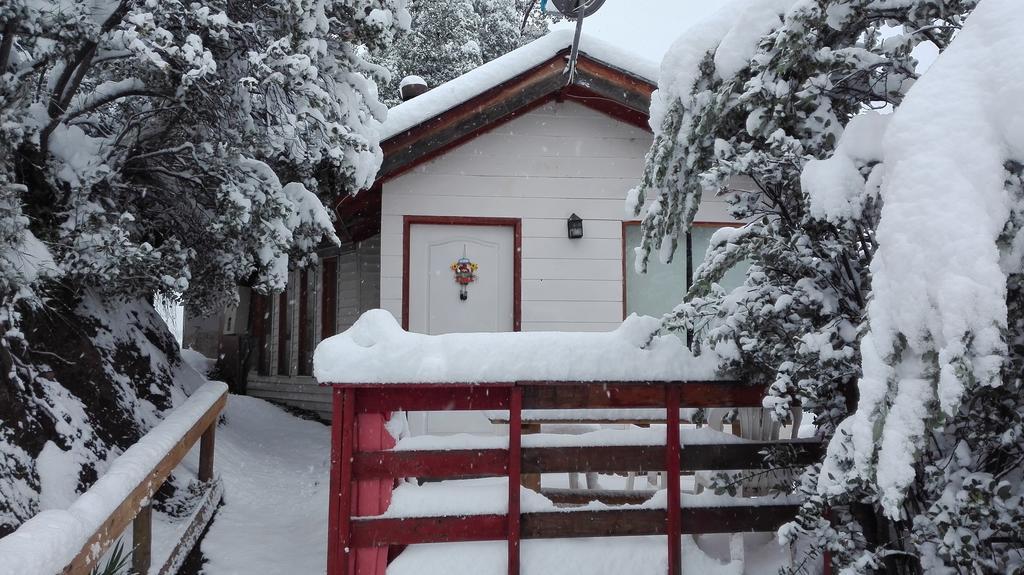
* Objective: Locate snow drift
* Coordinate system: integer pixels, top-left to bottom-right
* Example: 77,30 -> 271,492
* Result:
313,310 -> 721,384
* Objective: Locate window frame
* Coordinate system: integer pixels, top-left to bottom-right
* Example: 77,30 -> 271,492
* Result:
621,220 -> 743,321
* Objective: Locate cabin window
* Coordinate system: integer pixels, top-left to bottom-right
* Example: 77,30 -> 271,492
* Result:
688,225 -> 748,293
623,223 -> 746,318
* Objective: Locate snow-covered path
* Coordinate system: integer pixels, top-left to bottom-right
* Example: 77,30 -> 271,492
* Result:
199,396 -> 330,575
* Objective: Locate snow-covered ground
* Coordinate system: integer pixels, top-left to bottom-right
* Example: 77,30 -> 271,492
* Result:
198,396 -> 331,575
195,395 -> 795,575
389,532 -> 788,575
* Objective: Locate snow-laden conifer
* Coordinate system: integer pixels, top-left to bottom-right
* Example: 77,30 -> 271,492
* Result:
376,0 -> 558,105
476,0 -> 521,63
629,0 -> 1024,570
386,0 -> 483,102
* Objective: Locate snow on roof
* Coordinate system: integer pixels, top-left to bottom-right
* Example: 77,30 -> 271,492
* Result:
313,310 -> 721,384
381,29 -> 659,140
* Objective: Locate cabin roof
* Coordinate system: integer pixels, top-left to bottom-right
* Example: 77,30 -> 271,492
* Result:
376,30 -> 657,183
335,31 -> 657,242
381,29 -> 658,141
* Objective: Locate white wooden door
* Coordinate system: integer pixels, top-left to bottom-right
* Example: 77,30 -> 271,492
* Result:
408,224 -> 514,335
407,223 -> 515,435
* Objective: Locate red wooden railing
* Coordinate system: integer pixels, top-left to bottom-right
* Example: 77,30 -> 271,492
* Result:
327,381 -> 822,575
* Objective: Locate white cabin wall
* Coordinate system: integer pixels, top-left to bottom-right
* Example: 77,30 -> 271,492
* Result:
381,101 -> 735,332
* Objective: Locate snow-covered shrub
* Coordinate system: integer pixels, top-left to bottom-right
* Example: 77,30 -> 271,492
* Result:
816,1 -> 1024,570
2,0 -> 408,312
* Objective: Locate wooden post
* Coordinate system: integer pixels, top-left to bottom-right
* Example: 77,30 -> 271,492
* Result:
327,388 -> 344,575
335,388 -> 357,575
199,423 -> 216,483
508,387 -> 522,575
519,423 -> 541,492
132,503 -> 152,575
665,385 -> 682,575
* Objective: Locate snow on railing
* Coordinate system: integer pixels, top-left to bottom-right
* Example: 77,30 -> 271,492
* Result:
0,381 -> 228,575
313,310 -> 722,384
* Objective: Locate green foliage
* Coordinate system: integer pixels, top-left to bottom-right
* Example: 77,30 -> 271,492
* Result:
91,540 -> 131,575
392,0 -> 484,93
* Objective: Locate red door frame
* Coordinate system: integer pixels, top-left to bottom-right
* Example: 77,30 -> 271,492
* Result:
402,215 -> 522,332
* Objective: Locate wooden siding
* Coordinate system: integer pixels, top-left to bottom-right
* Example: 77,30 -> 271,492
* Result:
321,257 -> 338,338
247,376 -> 331,421
381,101 -> 736,331
277,291 -> 289,376
250,294 -> 271,375
249,237 -> 380,416
298,269 -> 312,376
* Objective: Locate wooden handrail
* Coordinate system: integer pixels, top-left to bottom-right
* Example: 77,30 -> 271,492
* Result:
63,384 -> 227,575
0,381 -> 228,575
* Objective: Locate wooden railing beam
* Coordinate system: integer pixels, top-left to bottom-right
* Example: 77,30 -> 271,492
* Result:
351,440 -> 824,480
340,381 -> 769,413
350,505 -> 803,547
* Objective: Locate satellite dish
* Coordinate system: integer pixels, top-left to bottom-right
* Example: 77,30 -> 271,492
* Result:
549,0 -> 607,20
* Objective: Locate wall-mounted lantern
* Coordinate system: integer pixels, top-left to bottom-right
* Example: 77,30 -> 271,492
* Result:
567,213 -> 584,239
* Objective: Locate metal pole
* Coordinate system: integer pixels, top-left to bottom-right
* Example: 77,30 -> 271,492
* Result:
566,0 -> 586,82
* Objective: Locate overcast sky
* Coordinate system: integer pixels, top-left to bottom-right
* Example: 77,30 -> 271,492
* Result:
549,0 -> 722,63
550,1 -> 940,75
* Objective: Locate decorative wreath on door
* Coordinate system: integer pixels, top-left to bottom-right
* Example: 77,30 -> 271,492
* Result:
451,255 -> 478,301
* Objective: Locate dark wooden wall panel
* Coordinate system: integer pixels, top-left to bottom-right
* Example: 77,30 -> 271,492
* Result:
322,257 -> 338,339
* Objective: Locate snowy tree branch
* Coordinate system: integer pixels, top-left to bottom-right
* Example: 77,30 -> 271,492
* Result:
63,88 -> 169,124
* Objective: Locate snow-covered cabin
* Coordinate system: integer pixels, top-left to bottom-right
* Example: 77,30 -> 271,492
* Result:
183,30 -> 742,419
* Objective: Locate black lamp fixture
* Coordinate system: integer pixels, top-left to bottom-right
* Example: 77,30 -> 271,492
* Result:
567,213 -> 584,239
